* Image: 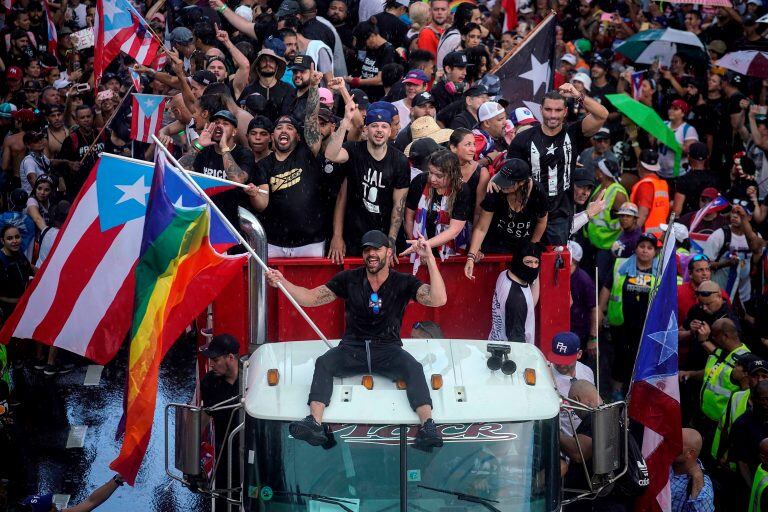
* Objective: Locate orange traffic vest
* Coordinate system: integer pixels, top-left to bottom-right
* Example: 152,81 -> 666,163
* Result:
630,175 -> 669,235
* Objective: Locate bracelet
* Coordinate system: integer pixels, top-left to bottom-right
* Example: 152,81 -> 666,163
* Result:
177,129 -> 186,136
113,475 -> 124,486
193,141 -> 205,151
217,4 -> 227,12
467,252 -> 476,261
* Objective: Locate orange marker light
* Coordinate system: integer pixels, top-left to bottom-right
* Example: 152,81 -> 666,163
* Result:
267,369 -> 279,386
362,375 -> 374,390
396,379 -> 407,390
431,374 -> 443,390
524,368 -> 536,386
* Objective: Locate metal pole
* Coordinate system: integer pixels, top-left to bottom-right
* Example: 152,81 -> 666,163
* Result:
152,135 -> 333,349
595,266 -> 600,398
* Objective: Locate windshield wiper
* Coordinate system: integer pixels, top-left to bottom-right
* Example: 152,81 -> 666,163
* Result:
417,484 -> 502,512
272,490 -> 356,512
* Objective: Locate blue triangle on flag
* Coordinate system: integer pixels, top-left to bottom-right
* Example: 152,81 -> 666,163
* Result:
135,94 -> 163,117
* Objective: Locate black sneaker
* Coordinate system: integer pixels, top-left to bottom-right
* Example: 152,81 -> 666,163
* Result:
33,361 -> 46,371
289,415 -> 328,446
43,364 -> 59,376
415,419 -> 443,450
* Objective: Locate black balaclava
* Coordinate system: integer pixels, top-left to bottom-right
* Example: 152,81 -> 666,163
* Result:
509,241 -> 543,284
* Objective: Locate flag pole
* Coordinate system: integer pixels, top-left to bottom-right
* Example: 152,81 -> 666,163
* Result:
595,266 -> 600,398
489,10 -> 557,74
152,135 -> 333,349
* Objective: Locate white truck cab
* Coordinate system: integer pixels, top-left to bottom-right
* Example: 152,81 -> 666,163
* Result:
240,339 -> 562,512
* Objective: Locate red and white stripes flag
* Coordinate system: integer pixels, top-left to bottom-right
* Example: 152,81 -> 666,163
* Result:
43,1 -> 57,56
502,0 -> 517,31
131,93 -> 166,142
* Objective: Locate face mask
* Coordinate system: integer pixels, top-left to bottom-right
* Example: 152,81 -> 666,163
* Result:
510,258 -> 540,284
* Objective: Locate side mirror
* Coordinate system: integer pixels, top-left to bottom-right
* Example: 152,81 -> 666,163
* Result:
590,402 -> 625,476
174,405 -> 202,476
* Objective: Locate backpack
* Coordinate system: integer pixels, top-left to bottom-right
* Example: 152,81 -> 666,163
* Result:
714,226 -> 732,262
614,431 -> 650,497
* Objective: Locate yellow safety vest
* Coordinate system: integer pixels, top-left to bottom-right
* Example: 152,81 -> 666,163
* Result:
606,258 -> 658,327
750,465 -> 768,512
586,181 -> 627,250
711,389 -> 750,461
701,345 -> 750,421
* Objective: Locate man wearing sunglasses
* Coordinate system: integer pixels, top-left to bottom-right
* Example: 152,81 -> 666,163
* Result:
677,254 -> 730,325
680,280 -> 737,372
265,230 -> 447,448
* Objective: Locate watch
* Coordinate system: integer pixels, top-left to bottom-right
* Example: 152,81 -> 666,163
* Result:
113,475 -> 125,486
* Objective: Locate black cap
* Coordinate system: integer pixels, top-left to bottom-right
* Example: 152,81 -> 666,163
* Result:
211,110 -> 238,127
639,148 -> 660,172
318,107 -> 336,123
490,158 -> 531,188
412,91 -> 435,108
444,51 -> 468,68
200,333 -> 239,358
465,83 -> 489,97
573,166 -> 595,187
275,114 -> 300,130
361,230 -> 390,249
409,138 -> 442,168
243,93 -> 268,114
724,70 -> 744,86
735,153 -> 757,175
688,142 -> 708,161
748,359 -> 768,375
744,13 -> 757,26
637,232 -> 659,247
191,70 -> 216,87
248,115 -> 274,133
276,0 -> 300,19
290,54 -> 314,71
350,88 -> 370,110
592,127 -> 610,140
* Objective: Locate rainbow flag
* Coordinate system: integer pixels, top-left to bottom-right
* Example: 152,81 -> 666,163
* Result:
109,153 -> 248,485
450,0 -> 476,12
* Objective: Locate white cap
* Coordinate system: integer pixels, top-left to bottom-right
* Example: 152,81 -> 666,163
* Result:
561,53 -> 577,66
477,101 -> 506,123
512,106 -> 537,126
660,222 -> 689,243
571,72 -> 591,92
567,240 -> 583,263
235,5 -> 254,21
53,78 -> 72,89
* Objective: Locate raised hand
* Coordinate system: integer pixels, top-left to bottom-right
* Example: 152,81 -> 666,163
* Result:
215,24 -> 230,45
197,123 -> 214,147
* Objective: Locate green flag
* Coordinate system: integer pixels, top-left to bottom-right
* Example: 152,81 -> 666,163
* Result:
606,93 -> 682,177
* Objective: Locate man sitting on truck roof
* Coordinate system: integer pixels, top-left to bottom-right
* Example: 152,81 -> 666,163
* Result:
265,230 -> 448,449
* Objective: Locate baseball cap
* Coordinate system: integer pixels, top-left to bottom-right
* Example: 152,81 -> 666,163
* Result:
318,107 -> 336,123
597,159 -> 620,180
361,230 -> 390,248
350,89 -> 370,110
573,166 -> 595,188
743,14 -> 757,26
275,114 -> 300,129
592,127 -> 610,140
571,72 -> 591,92
211,110 -> 238,127
412,91 -> 435,108
403,69 -> 429,85
289,54 -> 314,71
200,333 -> 239,358
707,40 -> 727,56
561,53 -> 577,66
660,222 -> 689,243
689,142 -> 708,161
53,78 -> 72,89
170,26 -> 194,45
549,332 -> 581,365
0,102 -> 17,119
318,87 -> 334,105
639,148 -> 660,172
724,70 -> 744,86
637,232 -> 659,247
464,83 -> 489,97
670,99 -> 690,115
567,240 -> 583,263
369,101 -> 399,120
512,107 -> 537,126
408,138 -> 442,168
364,108 -> 393,125
243,93 -> 268,115
21,494 -> 54,512
276,0 -> 300,19
191,70 -> 216,87
477,101 -> 505,123
617,202 -> 639,217
700,187 -> 719,200
248,115 -> 274,133
6,66 -> 22,81
235,4 -> 254,21
443,51 -> 468,68
490,158 -> 531,188
748,359 -> 768,375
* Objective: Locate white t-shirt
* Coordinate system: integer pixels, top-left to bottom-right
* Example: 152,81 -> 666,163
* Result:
553,361 -> 595,435
658,121 -> 699,178
19,153 -> 51,195
488,270 -> 535,343
704,227 -> 755,301
392,99 -> 411,133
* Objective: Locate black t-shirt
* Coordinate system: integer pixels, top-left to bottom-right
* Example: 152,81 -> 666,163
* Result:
729,409 -> 768,467
590,79 -> 617,112
507,122 -> 588,221
682,303 -> 739,370
604,263 -> 654,331
341,141 -> 410,252
255,143 -> 328,247
504,279 -> 530,342
193,145 -> 259,229
281,91 -> 309,124
373,11 -> 409,49
431,82 -> 461,113
359,42 -> 397,101
565,413 -> 594,491
200,371 -> 239,448
450,110 -> 478,130
479,181 -> 548,253
238,80 -> 294,120
675,169 -> 717,216
405,172 -> 471,239
394,124 -> 413,152
325,266 -> 423,344
302,18 -> 336,50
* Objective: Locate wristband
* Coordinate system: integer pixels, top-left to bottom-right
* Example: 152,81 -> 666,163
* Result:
177,129 -> 186,136
217,4 -> 227,12
113,475 -> 124,486
467,253 -> 476,261
350,77 -> 361,87
193,141 -> 205,151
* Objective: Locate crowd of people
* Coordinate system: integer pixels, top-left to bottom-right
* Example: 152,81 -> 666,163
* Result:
0,0 -> 766,509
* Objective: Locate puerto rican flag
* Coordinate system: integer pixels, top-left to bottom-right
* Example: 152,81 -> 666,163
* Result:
502,0 -> 517,31
0,154 -> 239,364
43,1 -> 57,56
628,231 -> 682,512
131,93 -> 166,142
631,70 -> 645,101
95,0 -> 161,85
689,195 -> 729,236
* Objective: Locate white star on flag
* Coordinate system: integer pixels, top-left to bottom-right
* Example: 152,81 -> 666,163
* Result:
139,97 -> 160,116
648,313 -> 678,365
114,176 -> 150,206
546,143 -> 556,155
520,54 -> 551,96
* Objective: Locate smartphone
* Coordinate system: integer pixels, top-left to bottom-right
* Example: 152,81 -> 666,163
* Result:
758,105 -> 768,115
75,83 -> 90,92
97,90 -> 114,101
600,12 -> 614,22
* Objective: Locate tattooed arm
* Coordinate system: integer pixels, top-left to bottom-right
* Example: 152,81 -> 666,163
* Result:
304,70 -> 323,157
389,187 -> 408,248
264,269 -> 338,307
221,150 -> 250,183
412,235 -> 447,307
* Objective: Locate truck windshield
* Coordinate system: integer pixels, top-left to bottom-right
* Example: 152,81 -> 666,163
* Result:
244,418 -> 559,511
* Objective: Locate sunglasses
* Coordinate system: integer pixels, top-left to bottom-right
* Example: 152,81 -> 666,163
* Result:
691,254 -> 710,263
369,293 -> 381,314
695,290 -> 716,297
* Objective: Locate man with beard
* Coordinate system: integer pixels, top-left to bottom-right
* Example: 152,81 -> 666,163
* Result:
326,0 -> 354,52
193,110 -> 266,229
238,48 -> 292,120
59,105 -> 105,199
264,230 -> 447,449
246,115 -> 273,163
43,105 -> 69,158
417,0 -> 450,58
282,55 -> 316,124
250,71 -> 331,257
326,105 -> 410,261
507,85 -> 608,245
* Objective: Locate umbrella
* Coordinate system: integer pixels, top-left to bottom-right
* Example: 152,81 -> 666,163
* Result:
615,28 -> 707,67
716,51 -> 768,79
606,93 -> 683,176
669,0 -> 731,6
